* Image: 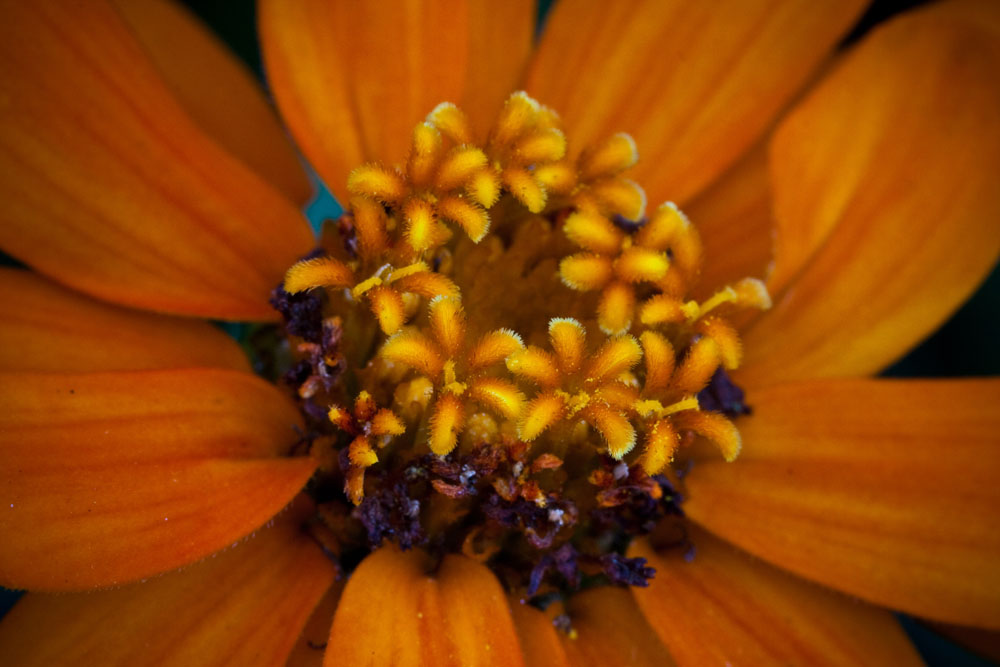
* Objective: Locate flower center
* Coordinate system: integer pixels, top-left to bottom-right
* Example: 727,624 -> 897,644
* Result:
269,92 -> 770,607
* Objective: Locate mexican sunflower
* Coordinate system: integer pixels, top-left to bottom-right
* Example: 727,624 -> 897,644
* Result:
1,0 -> 998,664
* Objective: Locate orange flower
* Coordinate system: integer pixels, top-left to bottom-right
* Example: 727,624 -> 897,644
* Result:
1,1 -> 999,665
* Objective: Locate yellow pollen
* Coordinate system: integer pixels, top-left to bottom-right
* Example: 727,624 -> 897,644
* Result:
555,389 -> 591,417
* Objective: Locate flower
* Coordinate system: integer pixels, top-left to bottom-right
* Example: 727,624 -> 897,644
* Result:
0,0 -> 998,665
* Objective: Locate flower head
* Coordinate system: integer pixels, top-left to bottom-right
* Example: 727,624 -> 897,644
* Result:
1,1 -> 999,665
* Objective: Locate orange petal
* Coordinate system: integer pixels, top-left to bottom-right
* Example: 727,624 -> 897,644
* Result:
509,601 -> 571,667
0,3 -> 313,320
560,587 -> 672,666
285,583 -> 344,667
682,142 -> 772,297
327,547 -> 525,667
110,0 -> 311,204
631,531 -> 922,665
0,504 -> 335,666
259,0 -> 533,203
525,0 -> 866,205
0,268 -> 248,372
743,3 -> 1000,383
684,377 -> 1000,629
460,1 -> 534,134
0,368 -> 314,591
